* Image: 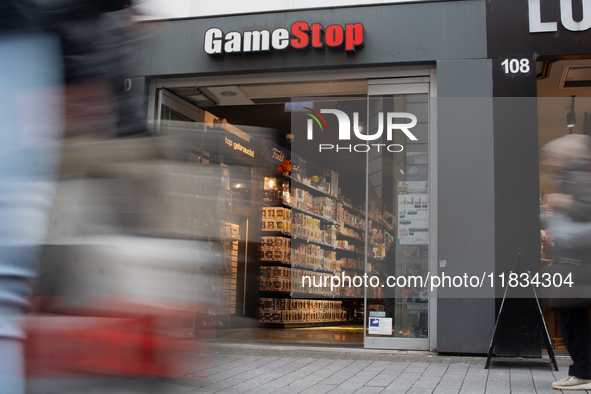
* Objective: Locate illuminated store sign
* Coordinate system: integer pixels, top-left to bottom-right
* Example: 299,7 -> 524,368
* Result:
528,0 -> 591,33
204,22 -> 365,55
225,136 -> 255,158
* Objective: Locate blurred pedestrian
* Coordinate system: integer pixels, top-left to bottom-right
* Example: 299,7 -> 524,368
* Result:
542,134 -> 591,391
0,2 -> 64,392
0,1 -> 132,392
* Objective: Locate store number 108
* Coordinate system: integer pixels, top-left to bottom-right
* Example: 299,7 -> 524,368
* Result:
501,58 -> 530,74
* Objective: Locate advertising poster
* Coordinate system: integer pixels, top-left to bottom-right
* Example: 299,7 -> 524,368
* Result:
398,181 -> 429,245
368,317 -> 393,335
261,139 -> 306,177
261,139 -> 290,165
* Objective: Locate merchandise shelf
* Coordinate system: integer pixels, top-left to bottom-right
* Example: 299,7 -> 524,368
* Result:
259,290 -> 349,299
343,222 -> 365,233
263,201 -> 341,226
285,174 -> 337,200
370,218 -> 393,231
368,256 -> 384,262
261,230 -> 291,237
341,204 -> 365,216
340,267 -> 365,274
260,260 -> 339,275
335,247 -> 365,257
259,320 -> 363,328
336,233 -> 365,244
291,234 -> 338,249
260,289 -> 368,299
290,205 -> 341,226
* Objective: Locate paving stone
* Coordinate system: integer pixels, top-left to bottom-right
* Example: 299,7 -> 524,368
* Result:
163,342 -> 575,394
406,390 -> 437,394
352,387 -> 384,393
197,377 -> 246,391
275,382 -> 317,394
205,357 -> 277,381
431,389 -> 460,394
298,384 -> 339,394
363,377 -> 395,387
320,360 -> 374,385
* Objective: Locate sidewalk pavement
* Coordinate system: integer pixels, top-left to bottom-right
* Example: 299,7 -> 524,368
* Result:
163,342 -> 578,394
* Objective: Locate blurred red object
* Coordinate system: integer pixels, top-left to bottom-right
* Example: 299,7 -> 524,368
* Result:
25,297 -> 200,379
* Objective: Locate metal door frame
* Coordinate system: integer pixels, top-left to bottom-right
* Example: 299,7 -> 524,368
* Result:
363,73 -> 437,351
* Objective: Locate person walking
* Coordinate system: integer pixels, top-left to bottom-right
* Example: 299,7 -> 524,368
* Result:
0,2 -> 66,392
0,1 -> 131,392
542,134 -> 591,391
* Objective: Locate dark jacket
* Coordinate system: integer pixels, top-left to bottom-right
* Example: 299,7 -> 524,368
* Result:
544,161 -> 591,309
0,0 -> 28,31
560,161 -> 591,223
0,0 -> 129,33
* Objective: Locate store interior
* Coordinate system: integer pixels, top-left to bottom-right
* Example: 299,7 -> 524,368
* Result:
537,57 -> 591,350
158,59 -> 591,348
161,78 -> 430,346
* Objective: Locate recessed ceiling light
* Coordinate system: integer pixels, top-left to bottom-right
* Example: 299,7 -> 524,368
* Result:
220,91 -> 237,97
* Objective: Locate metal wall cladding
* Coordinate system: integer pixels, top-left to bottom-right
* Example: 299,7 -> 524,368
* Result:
133,1 -> 487,76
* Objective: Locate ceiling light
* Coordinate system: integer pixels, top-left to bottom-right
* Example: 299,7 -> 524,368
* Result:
220,91 -> 237,97
567,111 -> 576,127
567,95 -> 576,128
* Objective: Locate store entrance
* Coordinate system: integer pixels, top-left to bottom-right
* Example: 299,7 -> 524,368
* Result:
154,74 -> 434,349
537,56 -> 591,353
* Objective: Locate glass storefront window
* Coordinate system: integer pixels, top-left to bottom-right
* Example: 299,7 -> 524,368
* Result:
289,81 -> 431,349
364,84 -> 430,349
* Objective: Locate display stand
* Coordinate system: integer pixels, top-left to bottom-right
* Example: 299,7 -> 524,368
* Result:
484,249 -> 558,371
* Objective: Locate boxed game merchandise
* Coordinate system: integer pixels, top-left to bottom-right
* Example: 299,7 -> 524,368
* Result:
313,197 -> 335,220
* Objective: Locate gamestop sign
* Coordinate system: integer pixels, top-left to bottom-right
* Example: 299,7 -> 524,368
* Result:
204,22 -> 365,55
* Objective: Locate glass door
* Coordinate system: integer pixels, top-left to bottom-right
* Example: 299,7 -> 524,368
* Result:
364,80 -> 432,350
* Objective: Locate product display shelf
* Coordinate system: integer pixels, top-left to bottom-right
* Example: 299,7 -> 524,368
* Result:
290,205 -> 341,226
341,203 -> 365,216
368,256 -> 384,262
262,230 -> 291,238
260,290 -> 364,300
260,260 -> 339,275
340,204 -> 392,231
260,260 -> 291,266
341,266 -> 365,274
260,170 -> 370,328
261,201 -> 288,208
336,233 -> 365,244
291,235 -> 338,249
343,222 -> 366,233
260,290 -> 291,297
291,292 -> 344,299
370,218 -> 394,231
284,174 -> 336,200
259,320 -> 363,329
264,201 -> 340,226
335,247 -> 365,257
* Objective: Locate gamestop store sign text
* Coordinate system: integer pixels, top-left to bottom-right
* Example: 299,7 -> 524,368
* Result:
204,22 -> 365,55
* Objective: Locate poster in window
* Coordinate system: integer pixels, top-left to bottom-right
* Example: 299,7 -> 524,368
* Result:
398,181 -> 429,245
